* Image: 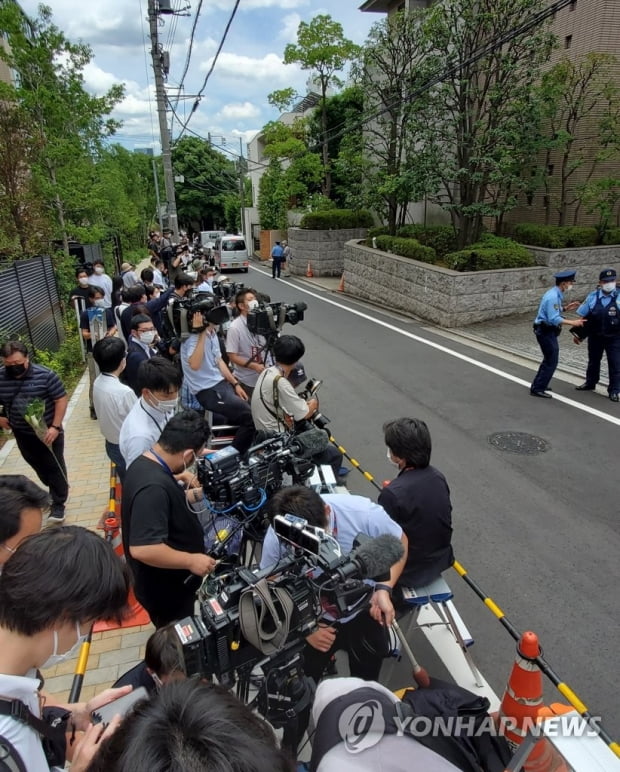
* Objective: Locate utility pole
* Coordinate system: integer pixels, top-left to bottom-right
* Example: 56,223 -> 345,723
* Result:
239,137 -> 246,238
152,158 -> 163,232
147,0 -> 179,241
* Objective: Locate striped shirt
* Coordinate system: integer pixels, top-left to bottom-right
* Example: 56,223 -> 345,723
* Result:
0,364 -> 66,432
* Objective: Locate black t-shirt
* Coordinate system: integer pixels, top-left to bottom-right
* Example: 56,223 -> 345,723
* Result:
68,285 -> 91,308
378,465 -> 454,588
121,455 -> 205,625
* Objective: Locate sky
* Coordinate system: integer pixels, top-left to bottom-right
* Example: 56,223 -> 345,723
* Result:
19,0 -> 380,157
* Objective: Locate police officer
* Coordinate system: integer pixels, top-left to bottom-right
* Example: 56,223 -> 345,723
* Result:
530,269 -> 585,398
574,268 -> 620,402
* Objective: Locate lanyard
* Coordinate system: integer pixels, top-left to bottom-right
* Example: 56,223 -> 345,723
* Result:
139,399 -> 164,434
149,447 -> 175,477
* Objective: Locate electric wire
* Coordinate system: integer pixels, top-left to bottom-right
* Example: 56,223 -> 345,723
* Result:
175,0 -> 241,143
138,0 -> 157,146
171,0 -> 204,113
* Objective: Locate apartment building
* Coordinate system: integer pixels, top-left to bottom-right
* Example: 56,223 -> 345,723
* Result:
360,0 -> 620,229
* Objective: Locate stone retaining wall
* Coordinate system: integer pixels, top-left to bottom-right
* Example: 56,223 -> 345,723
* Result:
288,227 -> 368,277
343,240 -> 620,327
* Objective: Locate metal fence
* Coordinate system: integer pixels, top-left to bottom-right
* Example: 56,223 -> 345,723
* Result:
0,255 -> 65,352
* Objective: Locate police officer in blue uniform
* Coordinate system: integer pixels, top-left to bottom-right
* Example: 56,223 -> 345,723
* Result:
574,268 -> 620,402
530,269 -> 585,398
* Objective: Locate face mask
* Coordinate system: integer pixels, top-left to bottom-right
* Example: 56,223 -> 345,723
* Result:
78,277 -> 89,286
139,331 -> 156,345
149,392 -> 178,413
94,266 -> 104,275
247,299 -> 259,311
602,282 -> 616,293
42,622 -> 87,669
4,363 -> 27,379
94,299 -> 106,308
386,448 -> 399,467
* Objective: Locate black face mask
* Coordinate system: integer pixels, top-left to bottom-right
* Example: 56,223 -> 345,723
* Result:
4,363 -> 27,379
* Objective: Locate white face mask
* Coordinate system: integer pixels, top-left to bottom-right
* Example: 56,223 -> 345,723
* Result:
386,448 -> 399,467
139,331 -> 156,345
247,298 -> 259,312
602,282 -> 616,293
42,622 -> 87,669
564,284 -> 573,292
78,277 -> 89,286
94,266 -> 104,275
93,299 -> 106,308
150,393 -> 178,413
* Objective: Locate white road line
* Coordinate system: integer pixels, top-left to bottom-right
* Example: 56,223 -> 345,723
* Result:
252,266 -> 620,428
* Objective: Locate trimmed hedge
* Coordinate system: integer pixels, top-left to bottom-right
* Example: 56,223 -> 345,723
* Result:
396,225 -> 458,257
300,209 -> 374,230
367,225 -> 390,239
513,224 -> 598,248
602,227 -> 620,246
445,243 -> 535,272
375,235 -> 437,263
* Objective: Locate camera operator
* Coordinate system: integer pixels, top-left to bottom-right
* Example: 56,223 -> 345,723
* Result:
226,289 -> 273,398
0,526 -> 132,771
379,418 -> 454,596
161,272 -> 198,343
82,680 -> 294,772
122,411 -> 217,628
251,335 -> 343,480
113,623 -> 186,694
260,486 -> 408,683
180,312 -> 255,455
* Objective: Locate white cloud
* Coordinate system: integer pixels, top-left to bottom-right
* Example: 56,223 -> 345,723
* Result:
199,52 -> 296,83
217,102 -> 261,121
279,12 -> 301,41
232,127 -> 262,145
208,0 -> 309,9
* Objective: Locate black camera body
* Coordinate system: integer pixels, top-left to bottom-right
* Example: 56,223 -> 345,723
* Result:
296,377 -> 331,432
212,280 -> 245,303
247,301 -> 307,337
166,292 -> 230,341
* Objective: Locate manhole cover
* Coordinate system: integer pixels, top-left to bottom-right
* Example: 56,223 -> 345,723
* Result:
488,432 -> 550,455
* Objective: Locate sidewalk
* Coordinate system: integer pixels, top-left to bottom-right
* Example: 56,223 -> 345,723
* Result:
0,372 -> 153,703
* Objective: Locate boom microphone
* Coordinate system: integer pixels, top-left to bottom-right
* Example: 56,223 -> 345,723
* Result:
333,534 -> 405,582
289,428 -> 329,459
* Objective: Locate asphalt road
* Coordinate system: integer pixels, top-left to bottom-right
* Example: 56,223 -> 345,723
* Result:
244,265 -> 620,740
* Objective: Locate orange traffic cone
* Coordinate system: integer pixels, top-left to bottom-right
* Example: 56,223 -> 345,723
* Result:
337,272 -> 345,292
306,261 -> 314,277
498,632 -> 566,772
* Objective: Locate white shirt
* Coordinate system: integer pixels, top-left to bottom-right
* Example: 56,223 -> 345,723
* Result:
87,272 -> 113,307
226,316 -> 271,388
92,373 -> 137,444
119,397 -> 174,467
0,670 -> 62,771
251,366 -> 308,432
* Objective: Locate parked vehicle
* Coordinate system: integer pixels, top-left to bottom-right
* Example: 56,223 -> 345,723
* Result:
213,233 -> 249,273
200,230 -> 226,258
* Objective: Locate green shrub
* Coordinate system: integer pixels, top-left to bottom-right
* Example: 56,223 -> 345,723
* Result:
513,224 -> 598,248
375,235 -> 436,263
602,227 -> 620,245
300,209 -> 374,230
34,331 -> 84,392
367,225 -> 390,239
445,243 -> 535,272
396,225 -> 457,257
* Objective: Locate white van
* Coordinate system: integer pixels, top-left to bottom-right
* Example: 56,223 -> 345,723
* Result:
199,230 -> 225,255
213,234 -> 249,273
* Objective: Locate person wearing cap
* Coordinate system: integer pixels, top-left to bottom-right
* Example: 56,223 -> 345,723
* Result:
120,262 -> 139,289
530,269 -> 585,398
574,268 -> 620,402
271,241 -> 284,279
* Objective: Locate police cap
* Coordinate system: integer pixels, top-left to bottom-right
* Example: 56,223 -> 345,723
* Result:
554,269 -> 576,281
599,268 -> 617,282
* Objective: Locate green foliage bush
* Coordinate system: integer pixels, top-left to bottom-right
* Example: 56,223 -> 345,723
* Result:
396,225 -> 457,257
35,331 -> 84,391
300,209 -> 374,230
602,227 -> 620,245
367,225 -> 390,239
445,243 -> 535,272
375,235 -> 437,263
513,224 -> 599,248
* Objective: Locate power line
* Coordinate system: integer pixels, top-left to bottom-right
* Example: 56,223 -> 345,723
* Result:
175,0 -> 241,143
171,0 -> 204,113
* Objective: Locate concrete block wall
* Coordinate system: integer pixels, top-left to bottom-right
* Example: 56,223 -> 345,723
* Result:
288,227 -> 368,277
343,240 -> 620,328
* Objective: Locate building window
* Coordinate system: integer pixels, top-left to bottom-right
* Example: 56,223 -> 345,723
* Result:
565,35 -> 572,49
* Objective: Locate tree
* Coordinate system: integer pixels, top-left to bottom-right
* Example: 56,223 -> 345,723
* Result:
351,11 -> 442,234
417,0 -> 554,247
171,137 -> 239,230
0,2 -> 124,255
283,14 -> 360,199
537,53 -> 620,226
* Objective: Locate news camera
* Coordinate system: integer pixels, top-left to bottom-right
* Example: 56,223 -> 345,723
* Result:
166,292 -> 230,341
174,522 -> 404,726
212,280 -> 245,303
295,377 -> 331,433
247,301 -> 307,338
